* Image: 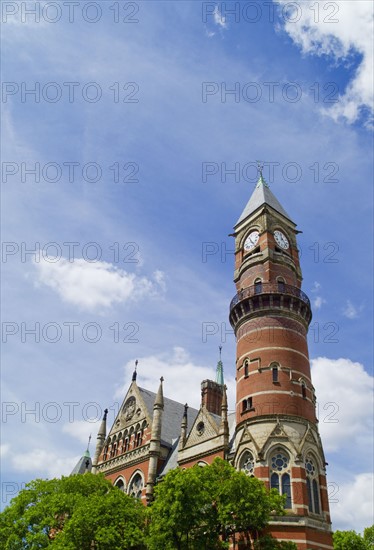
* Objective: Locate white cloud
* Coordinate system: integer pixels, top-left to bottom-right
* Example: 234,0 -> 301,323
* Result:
313,296 -> 326,309
11,448 -> 77,478
330,472 -> 374,533
311,357 -> 373,453
275,0 -> 374,125
33,258 -> 165,312
0,444 -> 10,458
311,281 -> 321,292
62,420 -> 100,446
117,346 -> 236,411
213,6 -> 227,28
342,299 -> 363,319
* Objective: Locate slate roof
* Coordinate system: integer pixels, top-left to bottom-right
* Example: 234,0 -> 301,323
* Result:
236,176 -> 292,227
138,387 -> 199,447
71,450 -> 92,475
159,438 -> 180,477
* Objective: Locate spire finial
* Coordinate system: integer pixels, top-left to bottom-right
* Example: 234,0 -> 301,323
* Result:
255,160 -> 269,188
86,434 -> 92,452
160,376 -> 164,383
132,360 -> 138,381
216,347 -> 224,386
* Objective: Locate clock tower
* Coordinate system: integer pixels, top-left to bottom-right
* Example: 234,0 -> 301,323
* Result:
229,174 -> 333,549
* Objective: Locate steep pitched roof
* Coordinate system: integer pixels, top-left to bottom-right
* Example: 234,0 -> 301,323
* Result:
138,387 -> 199,447
70,450 -> 92,475
236,175 -> 292,227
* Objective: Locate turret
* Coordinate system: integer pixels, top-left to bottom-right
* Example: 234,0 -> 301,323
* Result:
91,408 -> 108,474
146,377 -> 164,503
231,169 -> 333,548
178,403 -> 189,450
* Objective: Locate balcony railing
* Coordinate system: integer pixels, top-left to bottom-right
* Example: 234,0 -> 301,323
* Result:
230,282 -> 310,311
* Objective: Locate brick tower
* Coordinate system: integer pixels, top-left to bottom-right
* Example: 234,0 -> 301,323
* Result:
229,174 -> 333,549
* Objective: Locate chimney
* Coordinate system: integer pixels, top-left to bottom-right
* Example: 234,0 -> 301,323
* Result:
201,380 -> 223,416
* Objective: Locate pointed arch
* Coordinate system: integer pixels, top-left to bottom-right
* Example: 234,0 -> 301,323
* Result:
271,362 -> 279,383
305,452 -> 322,515
238,450 -> 255,476
128,470 -> 145,499
269,447 -> 292,509
244,358 -> 249,378
114,475 -> 126,492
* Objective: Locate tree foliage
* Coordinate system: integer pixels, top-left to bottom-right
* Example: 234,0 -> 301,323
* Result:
333,528 -> 371,550
254,535 -> 297,549
0,474 -> 145,549
147,458 -> 285,550
364,525 -> 374,548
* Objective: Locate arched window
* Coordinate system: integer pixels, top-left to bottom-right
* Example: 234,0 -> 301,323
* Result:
115,478 -> 125,492
128,473 -> 144,499
272,364 -> 279,383
124,438 -> 129,452
242,397 -> 253,412
254,278 -> 262,294
103,445 -> 108,461
239,451 -> 254,476
270,450 -> 292,509
244,359 -> 249,378
135,431 -> 143,447
277,278 -> 285,292
301,381 -> 307,399
305,455 -> 321,514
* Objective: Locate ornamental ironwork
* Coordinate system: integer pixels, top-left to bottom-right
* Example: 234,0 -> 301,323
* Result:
230,282 -> 310,311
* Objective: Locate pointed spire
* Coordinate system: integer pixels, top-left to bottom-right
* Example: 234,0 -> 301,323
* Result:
256,160 -> 269,189
219,385 -> 229,453
179,403 -> 189,450
132,359 -> 138,382
91,408 -> 108,474
215,346 -> 224,386
154,377 -> 164,409
71,446 -> 93,475
147,378 -> 165,503
235,161 -> 292,227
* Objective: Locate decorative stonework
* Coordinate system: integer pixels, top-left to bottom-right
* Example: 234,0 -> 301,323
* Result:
97,444 -> 150,473
123,396 -> 136,421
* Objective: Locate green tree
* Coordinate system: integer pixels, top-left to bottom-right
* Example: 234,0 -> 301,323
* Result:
333,529 -> 367,550
147,458 -> 285,550
364,525 -> 374,548
0,474 -> 146,549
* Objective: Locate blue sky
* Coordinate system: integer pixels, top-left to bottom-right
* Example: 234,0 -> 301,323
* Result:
1,0 -> 373,532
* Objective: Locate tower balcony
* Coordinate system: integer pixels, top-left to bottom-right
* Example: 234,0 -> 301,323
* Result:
229,282 -> 312,329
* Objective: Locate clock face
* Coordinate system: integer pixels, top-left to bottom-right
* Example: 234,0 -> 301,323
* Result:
274,230 -> 289,250
244,230 -> 260,251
